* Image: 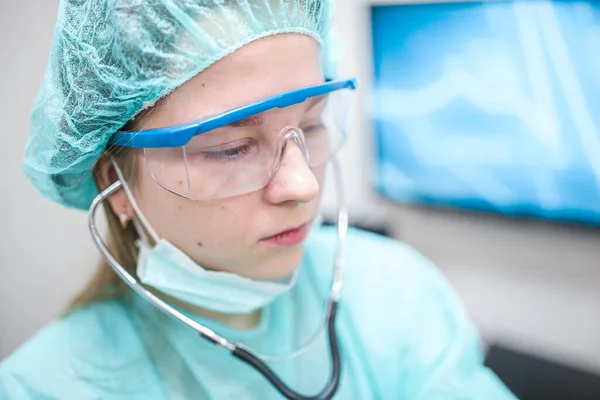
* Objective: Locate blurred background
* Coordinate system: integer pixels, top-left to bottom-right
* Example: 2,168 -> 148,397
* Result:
1,0 -> 599,398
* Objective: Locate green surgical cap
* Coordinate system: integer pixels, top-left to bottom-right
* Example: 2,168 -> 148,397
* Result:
24,0 -> 337,210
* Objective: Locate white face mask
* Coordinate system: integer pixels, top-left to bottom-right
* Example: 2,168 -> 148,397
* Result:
136,237 -> 299,315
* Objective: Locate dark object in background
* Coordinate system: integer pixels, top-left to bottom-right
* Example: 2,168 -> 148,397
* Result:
485,344 -> 600,400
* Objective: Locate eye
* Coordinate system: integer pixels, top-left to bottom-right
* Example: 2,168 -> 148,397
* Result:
200,141 -> 256,162
302,123 -> 328,134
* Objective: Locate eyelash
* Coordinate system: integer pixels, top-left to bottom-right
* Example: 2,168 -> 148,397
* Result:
303,123 -> 326,133
196,123 -> 326,162
201,142 -> 254,162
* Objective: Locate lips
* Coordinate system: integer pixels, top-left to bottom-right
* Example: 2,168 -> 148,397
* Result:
260,223 -> 309,247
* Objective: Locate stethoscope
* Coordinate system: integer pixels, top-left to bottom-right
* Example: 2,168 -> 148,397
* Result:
88,156 -> 348,400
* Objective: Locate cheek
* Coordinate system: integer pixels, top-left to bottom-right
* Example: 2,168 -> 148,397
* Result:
135,171 -> 255,248
133,171 -> 189,236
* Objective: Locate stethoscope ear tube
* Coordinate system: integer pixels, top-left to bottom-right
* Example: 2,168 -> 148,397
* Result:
230,301 -> 341,400
89,152 -> 348,400
88,181 -> 235,350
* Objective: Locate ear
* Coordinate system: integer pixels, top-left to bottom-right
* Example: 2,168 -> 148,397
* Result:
95,154 -> 134,222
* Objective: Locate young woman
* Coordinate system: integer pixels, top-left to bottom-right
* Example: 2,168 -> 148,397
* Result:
1,1 -> 516,399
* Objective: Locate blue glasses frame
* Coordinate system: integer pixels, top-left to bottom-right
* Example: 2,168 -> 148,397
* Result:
108,78 -> 358,149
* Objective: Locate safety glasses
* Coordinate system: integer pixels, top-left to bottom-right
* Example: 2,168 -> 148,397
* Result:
108,78 -> 358,200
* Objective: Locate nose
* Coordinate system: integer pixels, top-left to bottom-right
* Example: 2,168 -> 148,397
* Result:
262,132 -> 320,205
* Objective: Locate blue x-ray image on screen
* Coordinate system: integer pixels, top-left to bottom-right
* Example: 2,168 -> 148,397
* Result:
371,1 -> 600,224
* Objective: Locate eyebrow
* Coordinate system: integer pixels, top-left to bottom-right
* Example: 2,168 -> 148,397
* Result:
227,94 -> 328,128
228,113 -> 267,128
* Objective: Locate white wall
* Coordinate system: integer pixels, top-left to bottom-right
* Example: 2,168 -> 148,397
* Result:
1,0 -> 599,378
0,0 -> 98,359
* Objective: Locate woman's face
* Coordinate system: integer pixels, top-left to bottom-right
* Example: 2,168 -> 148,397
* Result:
117,34 -> 326,280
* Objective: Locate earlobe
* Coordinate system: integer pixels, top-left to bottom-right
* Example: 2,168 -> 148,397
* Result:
94,154 -> 134,219
118,213 -> 131,229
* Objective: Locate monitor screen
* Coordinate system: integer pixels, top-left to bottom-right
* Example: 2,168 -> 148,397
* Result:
371,0 -> 600,224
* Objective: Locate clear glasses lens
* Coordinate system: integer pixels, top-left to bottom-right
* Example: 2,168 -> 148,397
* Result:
143,88 -> 352,200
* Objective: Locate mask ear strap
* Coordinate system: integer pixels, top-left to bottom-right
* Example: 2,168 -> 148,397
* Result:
132,217 -> 151,246
112,158 -> 161,245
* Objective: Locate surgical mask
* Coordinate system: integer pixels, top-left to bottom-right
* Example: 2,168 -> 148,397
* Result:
135,237 -> 300,314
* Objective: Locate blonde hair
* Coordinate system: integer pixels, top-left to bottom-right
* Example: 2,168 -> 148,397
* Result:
68,148 -> 139,310
68,105 -> 162,311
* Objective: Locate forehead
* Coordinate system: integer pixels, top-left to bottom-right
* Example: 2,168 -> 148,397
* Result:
227,93 -> 328,128
145,34 -> 324,130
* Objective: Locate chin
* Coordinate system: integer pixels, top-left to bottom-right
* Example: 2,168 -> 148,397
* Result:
256,244 -> 306,280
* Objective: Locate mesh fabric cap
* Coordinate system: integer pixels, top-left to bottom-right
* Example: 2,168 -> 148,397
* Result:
24,0 -> 337,210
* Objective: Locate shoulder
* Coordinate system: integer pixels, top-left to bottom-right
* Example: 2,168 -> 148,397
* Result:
305,225 -> 516,399
305,224 -> 470,342
0,298 -> 157,399
306,224 -> 452,303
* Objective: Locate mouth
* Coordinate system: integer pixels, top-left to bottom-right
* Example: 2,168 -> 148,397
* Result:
260,222 -> 310,247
